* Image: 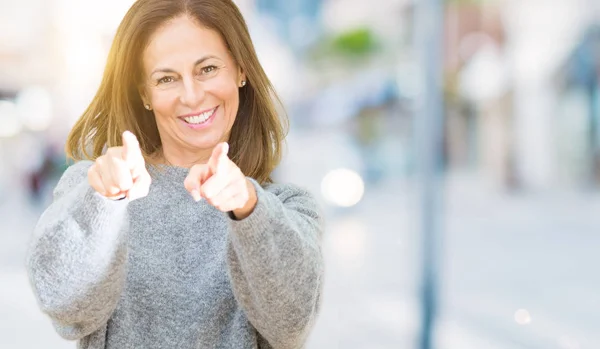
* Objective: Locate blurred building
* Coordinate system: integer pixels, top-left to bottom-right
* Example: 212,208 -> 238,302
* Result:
443,0 -> 598,191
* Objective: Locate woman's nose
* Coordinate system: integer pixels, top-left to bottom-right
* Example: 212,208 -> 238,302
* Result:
180,77 -> 205,109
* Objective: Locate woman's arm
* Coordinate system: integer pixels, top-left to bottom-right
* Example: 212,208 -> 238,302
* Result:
26,161 -> 129,340
227,180 -> 324,349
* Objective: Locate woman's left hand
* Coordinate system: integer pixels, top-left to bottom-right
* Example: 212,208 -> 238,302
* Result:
184,142 -> 257,219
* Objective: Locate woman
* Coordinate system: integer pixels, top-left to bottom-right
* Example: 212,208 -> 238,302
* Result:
26,1 -> 324,348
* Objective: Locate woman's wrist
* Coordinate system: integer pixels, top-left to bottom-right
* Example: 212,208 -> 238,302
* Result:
231,179 -> 258,220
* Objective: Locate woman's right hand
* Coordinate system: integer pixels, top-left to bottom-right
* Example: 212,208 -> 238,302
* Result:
87,131 -> 151,201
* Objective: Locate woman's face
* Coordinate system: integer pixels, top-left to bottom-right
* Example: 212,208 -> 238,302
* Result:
141,15 -> 245,156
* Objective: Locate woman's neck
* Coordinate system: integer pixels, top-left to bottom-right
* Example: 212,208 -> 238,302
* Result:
151,146 -> 211,169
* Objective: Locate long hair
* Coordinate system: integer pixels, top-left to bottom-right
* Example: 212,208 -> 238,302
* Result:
65,0 -> 287,183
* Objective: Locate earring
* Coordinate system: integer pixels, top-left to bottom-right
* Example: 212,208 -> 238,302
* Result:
240,80 -> 247,87
144,104 -> 152,110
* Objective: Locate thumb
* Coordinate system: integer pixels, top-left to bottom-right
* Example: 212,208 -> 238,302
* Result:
184,164 -> 211,202
208,142 -> 229,174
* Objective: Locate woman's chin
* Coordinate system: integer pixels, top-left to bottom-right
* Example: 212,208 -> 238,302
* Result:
184,136 -> 224,151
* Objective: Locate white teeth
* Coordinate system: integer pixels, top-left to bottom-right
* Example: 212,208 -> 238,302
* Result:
183,108 -> 215,124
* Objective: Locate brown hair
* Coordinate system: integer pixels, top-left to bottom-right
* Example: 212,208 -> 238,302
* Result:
65,0 -> 287,183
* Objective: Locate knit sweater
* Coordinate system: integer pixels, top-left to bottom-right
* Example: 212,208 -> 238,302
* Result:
26,160 -> 324,349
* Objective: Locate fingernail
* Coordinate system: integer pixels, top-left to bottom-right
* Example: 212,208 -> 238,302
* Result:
191,189 -> 201,202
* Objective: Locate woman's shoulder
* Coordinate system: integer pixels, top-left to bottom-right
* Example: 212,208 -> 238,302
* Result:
258,180 -> 323,223
61,160 -> 94,179
259,180 -> 317,205
50,160 -> 94,198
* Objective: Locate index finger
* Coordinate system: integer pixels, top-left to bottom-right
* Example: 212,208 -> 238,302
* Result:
122,131 -> 144,169
208,142 -> 229,174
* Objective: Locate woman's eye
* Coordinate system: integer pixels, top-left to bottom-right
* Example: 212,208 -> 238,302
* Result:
158,76 -> 174,84
201,66 -> 217,74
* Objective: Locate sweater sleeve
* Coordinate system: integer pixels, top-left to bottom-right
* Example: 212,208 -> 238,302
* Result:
226,179 -> 324,349
26,160 -> 129,340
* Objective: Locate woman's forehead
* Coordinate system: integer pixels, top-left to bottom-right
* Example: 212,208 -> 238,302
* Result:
144,16 -> 229,70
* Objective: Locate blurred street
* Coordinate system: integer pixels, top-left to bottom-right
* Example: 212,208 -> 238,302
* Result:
2,130 -> 600,349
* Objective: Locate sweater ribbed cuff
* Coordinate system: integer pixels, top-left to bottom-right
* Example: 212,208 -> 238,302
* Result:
228,178 -> 276,247
77,185 -> 129,239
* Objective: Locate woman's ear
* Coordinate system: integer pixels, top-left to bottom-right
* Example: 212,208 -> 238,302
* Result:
238,67 -> 246,87
138,87 -> 151,109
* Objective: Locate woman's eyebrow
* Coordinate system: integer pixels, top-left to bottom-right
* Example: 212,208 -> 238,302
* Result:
151,55 -> 220,75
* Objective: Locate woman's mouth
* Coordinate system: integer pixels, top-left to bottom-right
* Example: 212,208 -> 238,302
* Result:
181,107 -> 218,125
179,106 -> 218,129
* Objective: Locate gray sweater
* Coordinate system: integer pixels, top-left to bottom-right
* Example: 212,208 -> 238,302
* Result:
26,161 -> 323,349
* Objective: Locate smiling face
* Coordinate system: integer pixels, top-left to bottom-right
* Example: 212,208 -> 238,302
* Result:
140,14 -> 245,163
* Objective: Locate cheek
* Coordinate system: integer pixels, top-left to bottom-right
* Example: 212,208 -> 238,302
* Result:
222,85 -> 240,116
224,90 -> 240,123
210,77 -> 239,106
205,80 -> 240,120
150,91 -> 177,116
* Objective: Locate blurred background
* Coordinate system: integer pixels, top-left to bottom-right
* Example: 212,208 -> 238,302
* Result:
1,0 -> 600,348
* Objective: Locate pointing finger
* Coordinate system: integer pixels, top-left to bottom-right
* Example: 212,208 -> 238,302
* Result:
122,131 -> 143,170
208,142 -> 229,174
